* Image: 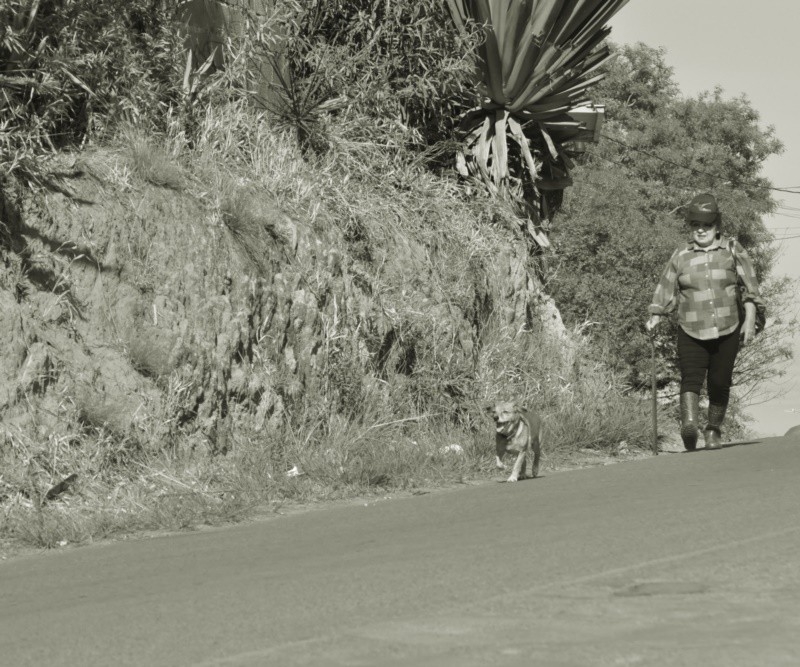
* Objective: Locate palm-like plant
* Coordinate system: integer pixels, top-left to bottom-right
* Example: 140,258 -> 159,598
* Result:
446,0 -> 630,240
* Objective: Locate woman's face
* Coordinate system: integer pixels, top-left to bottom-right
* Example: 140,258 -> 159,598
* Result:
690,220 -> 719,248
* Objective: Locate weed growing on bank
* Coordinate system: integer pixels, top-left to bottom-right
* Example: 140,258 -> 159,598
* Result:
0,404 -> 491,549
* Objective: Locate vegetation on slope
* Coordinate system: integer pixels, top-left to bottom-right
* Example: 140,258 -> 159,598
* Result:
0,2 -> 793,550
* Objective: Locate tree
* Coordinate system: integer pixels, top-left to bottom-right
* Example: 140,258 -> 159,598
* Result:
547,43 -> 793,400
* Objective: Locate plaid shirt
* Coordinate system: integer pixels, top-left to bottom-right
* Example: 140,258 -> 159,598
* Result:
649,236 -> 763,340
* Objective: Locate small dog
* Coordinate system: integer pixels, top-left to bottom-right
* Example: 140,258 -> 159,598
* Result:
485,401 -> 542,482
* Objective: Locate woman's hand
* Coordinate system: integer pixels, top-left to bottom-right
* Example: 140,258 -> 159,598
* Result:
645,314 -> 662,333
741,302 -> 757,345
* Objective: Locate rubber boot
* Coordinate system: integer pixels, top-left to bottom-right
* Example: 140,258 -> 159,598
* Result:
679,392 -> 700,451
704,403 -> 727,450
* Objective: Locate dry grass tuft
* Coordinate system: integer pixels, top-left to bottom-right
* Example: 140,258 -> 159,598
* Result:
122,126 -> 186,190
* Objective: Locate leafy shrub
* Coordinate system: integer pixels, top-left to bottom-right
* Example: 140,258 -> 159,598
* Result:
1,0 -> 187,178
239,0 -> 478,153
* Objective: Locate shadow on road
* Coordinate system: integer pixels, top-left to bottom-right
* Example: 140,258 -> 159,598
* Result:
681,438 -> 764,453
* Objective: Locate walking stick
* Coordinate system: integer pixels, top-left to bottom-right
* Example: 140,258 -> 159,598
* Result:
649,331 -> 659,455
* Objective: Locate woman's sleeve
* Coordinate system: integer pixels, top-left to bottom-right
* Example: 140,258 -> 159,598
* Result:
648,250 -> 680,315
732,240 -> 764,305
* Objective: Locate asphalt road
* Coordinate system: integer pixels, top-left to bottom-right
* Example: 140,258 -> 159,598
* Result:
3,434 -> 800,666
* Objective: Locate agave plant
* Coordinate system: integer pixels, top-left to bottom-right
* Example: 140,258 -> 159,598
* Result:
446,0 -> 630,238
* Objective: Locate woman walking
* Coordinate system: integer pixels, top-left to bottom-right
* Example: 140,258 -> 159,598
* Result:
645,193 -> 764,450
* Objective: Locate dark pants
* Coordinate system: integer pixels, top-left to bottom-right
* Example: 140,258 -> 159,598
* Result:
677,325 -> 740,405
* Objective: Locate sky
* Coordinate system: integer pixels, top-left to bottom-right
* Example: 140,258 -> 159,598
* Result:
608,0 -> 800,437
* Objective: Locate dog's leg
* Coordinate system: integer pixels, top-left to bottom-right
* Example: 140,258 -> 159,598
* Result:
507,450 -> 526,482
495,435 -> 508,471
531,426 -> 542,478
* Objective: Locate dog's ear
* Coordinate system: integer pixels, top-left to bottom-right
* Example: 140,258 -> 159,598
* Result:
512,401 -> 526,415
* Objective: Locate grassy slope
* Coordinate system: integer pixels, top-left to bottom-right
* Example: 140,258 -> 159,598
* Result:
0,108 -> 656,550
